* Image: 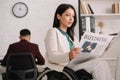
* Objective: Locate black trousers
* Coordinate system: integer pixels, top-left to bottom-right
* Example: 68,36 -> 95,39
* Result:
75,69 -> 93,80
47,69 -> 93,80
47,71 -> 68,80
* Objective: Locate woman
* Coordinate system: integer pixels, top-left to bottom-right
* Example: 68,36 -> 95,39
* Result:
44,4 -> 112,80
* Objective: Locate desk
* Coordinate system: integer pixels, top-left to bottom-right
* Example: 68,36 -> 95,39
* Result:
0,66 -> 6,73
0,65 -> 47,73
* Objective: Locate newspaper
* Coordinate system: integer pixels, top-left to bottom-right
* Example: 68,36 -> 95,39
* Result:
101,32 -> 120,58
68,32 -> 114,65
80,31 -> 113,56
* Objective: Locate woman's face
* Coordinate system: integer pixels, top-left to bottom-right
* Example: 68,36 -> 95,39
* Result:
57,8 -> 75,30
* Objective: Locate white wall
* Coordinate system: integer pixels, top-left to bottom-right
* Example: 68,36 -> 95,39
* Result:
0,0 -> 79,59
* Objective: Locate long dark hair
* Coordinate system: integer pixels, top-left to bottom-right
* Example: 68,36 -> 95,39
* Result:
53,4 -> 77,41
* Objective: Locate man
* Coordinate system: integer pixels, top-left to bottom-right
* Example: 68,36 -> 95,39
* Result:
1,29 -> 45,66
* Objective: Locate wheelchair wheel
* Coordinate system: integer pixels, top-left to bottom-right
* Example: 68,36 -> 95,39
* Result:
37,67 -> 79,80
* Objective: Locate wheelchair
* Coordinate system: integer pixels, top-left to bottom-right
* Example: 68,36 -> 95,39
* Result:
37,67 -> 92,80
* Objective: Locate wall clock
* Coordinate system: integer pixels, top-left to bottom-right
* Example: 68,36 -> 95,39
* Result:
12,2 -> 28,18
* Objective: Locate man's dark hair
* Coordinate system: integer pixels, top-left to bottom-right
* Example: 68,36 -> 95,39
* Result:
20,29 -> 31,36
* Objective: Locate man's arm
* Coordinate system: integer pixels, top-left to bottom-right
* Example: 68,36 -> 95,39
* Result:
35,45 -> 45,65
1,45 -> 12,66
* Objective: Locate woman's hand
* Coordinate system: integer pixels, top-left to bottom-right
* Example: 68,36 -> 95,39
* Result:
69,47 -> 81,60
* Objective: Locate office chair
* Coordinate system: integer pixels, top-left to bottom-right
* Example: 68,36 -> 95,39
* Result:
5,53 -> 38,80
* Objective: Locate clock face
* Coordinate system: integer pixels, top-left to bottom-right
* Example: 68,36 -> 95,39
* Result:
12,2 -> 28,18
